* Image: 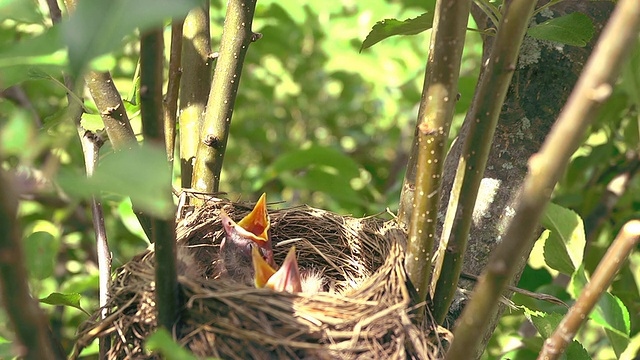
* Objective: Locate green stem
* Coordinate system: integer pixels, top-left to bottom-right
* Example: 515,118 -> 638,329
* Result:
191,0 -> 258,193
140,27 -> 179,330
430,0 -> 536,325
164,18 -> 185,163
446,0 -> 640,357
179,2 -> 211,189
404,0 -> 471,308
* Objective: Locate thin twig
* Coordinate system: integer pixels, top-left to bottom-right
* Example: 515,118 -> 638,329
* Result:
164,18 -> 185,163
446,0 -> 640,358
538,220 -> 640,359
46,1 -> 112,357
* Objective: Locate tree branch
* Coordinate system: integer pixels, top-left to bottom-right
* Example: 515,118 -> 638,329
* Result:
0,170 -> 65,360
403,0 -> 471,308
431,0 -> 536,324
179,2 -> 211,189
191,0 -> 258,193
140,27 -> 179,330
164,18 -> 185,163
446,0 -> 640,357
538,220 -> 640,360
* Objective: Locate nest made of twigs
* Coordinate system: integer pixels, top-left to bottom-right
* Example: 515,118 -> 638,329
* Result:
74,198 -> 446,359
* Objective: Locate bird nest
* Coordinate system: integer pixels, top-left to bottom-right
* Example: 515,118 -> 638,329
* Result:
74,198 -> 447,359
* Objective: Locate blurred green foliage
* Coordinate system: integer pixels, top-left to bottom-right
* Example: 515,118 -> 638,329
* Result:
0,0 -> 638,359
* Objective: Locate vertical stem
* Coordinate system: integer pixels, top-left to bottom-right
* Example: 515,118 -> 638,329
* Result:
191,0 -> 258,193
404,0 -> 471,306
431,0 -> 536,324
140,27 -> 179,330
164,18 -> 185,163
46,1 -> 111,357
446,0 -> 640,357
179,2 -> 211,189
0,170 -> 64,360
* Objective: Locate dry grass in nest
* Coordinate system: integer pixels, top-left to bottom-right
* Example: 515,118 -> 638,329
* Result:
74,198 -> 447,359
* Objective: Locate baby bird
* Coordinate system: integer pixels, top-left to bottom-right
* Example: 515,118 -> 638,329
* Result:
252,246 -> 326,294
218,193 -> 275,284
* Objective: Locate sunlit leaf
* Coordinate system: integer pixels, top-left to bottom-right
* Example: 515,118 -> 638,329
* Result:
360,12 -> 434,52
0,26 -> 67,87
540,203 -> 586,275
570,265 -> 630,356
527,12 -> 594,47
62,0 -> 200,77
0,0 -> 44,23
40,292 -> 89,315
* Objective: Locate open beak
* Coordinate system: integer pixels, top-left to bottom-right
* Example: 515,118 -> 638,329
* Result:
220,193 -> 274,267
252,246 -> 276,288
237,193 -> 270,242
265,246 -> 302,293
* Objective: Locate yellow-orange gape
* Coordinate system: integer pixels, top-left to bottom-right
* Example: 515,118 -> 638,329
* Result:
218,193 -> 275,284
252,246 -> 327,294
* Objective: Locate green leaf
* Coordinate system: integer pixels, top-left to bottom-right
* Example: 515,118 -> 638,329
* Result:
39,292 -> 89,315
146,329 -> 211,360
0,0 -> 44,23
524,308 -> 563,338
0,109 -> 35,155
527,12 -> 594,47
0,26 -> 67,87
524,309 -> 591,360
570,265 -> 630,356
360,12 -> 434,52
24,231 -> 59,280
540,202 -> 586,275
57,144 -> 174,218
62,0 -> 200,77
266,145 -> 361,180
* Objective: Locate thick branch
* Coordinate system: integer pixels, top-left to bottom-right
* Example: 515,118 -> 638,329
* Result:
404,0 -> 471,306
446,0 -> 640,357
191,0 -> 258,193
179,2 -> 211,189
86,71 -> 137,149
431,0 -> 536,324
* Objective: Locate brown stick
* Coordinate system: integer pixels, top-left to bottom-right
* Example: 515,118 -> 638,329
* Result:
538,220 -> 640,359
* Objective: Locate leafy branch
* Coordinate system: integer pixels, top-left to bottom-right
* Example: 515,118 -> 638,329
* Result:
446,0 -> 640,357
